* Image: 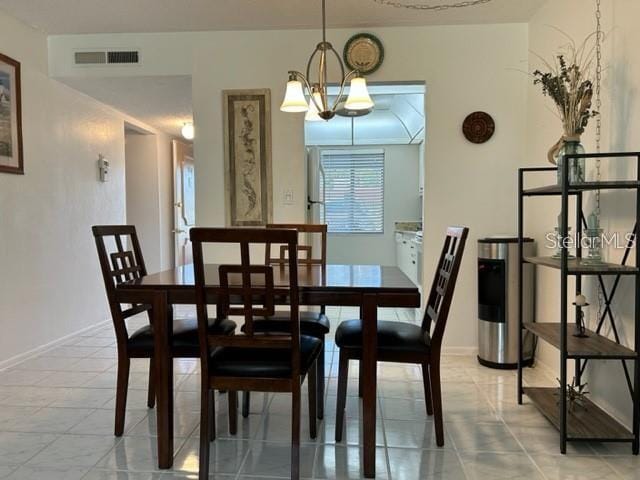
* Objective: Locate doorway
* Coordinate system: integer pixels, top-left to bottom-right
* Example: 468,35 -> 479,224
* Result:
173,140 -> 195,266
306,82 -> 426,284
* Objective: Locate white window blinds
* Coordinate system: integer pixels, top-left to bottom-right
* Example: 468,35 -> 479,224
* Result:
321,150 -> 384,234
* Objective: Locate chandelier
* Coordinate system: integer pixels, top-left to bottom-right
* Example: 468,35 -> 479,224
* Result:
280,0 -> 374,121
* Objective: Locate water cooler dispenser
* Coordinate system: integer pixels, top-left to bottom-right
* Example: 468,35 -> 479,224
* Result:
477,237 -> 535,369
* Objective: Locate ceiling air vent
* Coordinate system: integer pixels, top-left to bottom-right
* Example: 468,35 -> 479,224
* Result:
107,51 -> 139,64
74,50 -> 140,66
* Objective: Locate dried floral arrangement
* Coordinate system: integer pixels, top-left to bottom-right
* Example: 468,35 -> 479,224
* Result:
531,31 -> 600,163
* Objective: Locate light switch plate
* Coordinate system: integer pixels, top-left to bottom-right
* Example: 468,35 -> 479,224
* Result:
283,189 -> 294,205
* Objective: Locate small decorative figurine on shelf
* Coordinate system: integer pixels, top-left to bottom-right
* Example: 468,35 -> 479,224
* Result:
572,293 -> 590,338
555,377 -> 590,412
552,212 -> 575,259
583,210 -> 604,265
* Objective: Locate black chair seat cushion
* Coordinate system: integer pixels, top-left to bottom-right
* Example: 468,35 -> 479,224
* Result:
209,335 -> 322,378
335,319 -> 431,354
244,312 -> 330,338
128,318 -> 237,352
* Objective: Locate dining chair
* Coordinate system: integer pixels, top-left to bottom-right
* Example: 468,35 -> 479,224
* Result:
334,226 -> 469,446
241,223 -> 330,419
92,225 -> 237,436
191,227 -> 321,480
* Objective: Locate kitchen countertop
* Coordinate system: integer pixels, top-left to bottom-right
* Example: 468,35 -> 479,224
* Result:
394,221 -> 422,233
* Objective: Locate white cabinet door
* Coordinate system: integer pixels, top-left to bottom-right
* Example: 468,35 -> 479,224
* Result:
396,233 -> 419,284
406,241 -> 419,285
395,234 -> 404,269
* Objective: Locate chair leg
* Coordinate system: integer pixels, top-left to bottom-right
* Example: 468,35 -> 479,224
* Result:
199,388 -> 211,479
208,389 -> 216,442
242,391 -> 250,418
114,355 -> 130,436
422,363 -> 433,416
430,361 -> 444,446
228,391 -> 238,435
308,362 -> 317,440
358,360 -> 363,398
291,379 -> 301,480
335,351 -> 349,442
317,341 -> 325,420
147,358 -> 156,409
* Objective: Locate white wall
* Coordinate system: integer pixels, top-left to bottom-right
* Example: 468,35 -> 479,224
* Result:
191,24 -> 529,350
0,10 -> 174,365
125,133 -> 162,272
124,131 -> 174,273
527,0 -> 640,427
157,135 -> 174,270
47,22 -> 529,350
0,11 -> 126,363
320,144 -> 421,266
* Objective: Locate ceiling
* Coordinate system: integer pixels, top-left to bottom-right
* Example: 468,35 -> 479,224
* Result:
306,89 -> 425,146
61,76 -> 192,138
0,0 -> 545,35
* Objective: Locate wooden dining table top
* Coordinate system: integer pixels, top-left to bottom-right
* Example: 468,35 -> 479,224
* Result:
118,263 -> 419,294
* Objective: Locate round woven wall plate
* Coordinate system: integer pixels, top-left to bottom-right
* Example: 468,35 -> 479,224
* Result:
462,111 -> 495,144
343,33 -> 384,75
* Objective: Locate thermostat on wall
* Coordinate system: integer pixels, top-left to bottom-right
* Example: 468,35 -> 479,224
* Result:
98,154 -> 109,182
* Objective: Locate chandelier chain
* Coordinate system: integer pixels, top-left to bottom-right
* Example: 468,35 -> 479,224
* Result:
594,0 -> 604,329
370,0 -> 493,11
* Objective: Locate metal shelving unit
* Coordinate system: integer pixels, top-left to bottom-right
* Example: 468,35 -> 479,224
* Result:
517,152 -> 640,454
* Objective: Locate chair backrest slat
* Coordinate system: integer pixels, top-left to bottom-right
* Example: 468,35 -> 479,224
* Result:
421,226 -> 469,351
190,227 -> 301,379
92,225 -> 150,346
265,223 -> 327,267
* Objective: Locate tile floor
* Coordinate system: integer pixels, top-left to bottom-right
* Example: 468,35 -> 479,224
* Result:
0,306 -> 637,479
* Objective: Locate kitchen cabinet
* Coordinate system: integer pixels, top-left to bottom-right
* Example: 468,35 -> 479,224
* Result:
395,232 -> 419,285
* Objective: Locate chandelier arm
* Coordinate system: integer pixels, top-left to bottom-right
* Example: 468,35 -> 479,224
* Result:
319,49 -> 328,111
305,46 -> 321,83
326,45 -> 348,110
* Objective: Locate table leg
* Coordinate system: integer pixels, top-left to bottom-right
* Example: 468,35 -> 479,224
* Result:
362,294 -> 378,478
153,292 -> 174,469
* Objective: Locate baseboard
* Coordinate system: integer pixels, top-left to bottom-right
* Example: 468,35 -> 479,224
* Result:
441,346 -> 478,356
0,319 -> 110,372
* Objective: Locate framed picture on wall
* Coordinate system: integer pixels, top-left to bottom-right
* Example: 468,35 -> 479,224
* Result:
0,53 -> 23,175
223,88 -> 273,226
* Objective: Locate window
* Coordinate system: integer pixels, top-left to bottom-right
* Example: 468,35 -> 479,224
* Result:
321,149 -> 384,234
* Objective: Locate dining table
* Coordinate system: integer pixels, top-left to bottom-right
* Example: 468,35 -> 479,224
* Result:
115,262 -> 420,478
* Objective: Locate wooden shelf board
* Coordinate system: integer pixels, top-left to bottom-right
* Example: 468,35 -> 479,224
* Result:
524,323 -> 636,359
523,181 -> 640,196
524,387 -> 634,441
524,256 -> 639,275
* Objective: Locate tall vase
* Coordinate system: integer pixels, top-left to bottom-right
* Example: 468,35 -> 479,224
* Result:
555,138 -> 586,185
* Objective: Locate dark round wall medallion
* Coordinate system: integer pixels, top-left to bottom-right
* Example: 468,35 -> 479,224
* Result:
462,111 -> 495,144
343,33 -> 384,75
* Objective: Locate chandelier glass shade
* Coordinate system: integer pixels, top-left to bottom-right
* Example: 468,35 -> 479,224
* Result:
280,0 -> 374,120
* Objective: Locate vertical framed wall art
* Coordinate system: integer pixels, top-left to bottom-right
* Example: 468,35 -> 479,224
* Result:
223,88 -> 273,226
0,53 -> 23,175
